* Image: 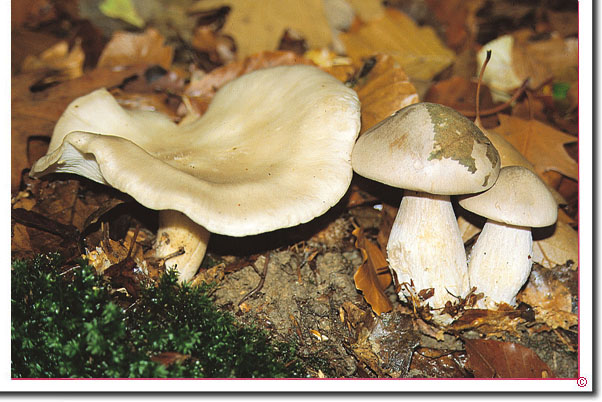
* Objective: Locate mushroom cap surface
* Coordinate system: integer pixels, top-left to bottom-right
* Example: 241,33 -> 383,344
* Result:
30,65 -> 361,236
458,166 -> 557,227
351,102 -> 500,195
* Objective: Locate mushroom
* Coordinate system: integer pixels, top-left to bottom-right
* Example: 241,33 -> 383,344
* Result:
458,166 -> 557,308
30,65 -> 361,282
351,102 -> 500,311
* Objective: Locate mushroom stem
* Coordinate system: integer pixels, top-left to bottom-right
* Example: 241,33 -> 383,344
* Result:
468,219 -> 533,308
155,210 -> 211,283
387,191 -> 469,309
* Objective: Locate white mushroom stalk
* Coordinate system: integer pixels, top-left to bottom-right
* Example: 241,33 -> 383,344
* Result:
30,65 -> 361,282
459,166 -> 558,309
387,191 -> 468,308
465,220 -> 532,308
352,102 -> 500,313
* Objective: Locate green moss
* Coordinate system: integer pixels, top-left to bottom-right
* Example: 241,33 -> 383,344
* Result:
11,255 -> 305,378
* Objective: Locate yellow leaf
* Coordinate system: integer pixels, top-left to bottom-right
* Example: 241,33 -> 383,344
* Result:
99,0 -> 145,28
494,114 -> 578,180
353,54 -> 419,133
340,8 -> 455,82
190,0 -> 333,58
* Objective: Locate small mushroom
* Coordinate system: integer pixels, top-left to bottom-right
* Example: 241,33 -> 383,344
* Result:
458,166 -> 558,308
30,65 -> 361,282
351,102 -> 500,311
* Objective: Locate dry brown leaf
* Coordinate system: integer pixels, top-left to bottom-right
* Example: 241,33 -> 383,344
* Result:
409,347 -> 468,378
512,30 -> 578,89
184,51 -> 314,114
11,65 -> 147,192
424,0 -> 484,50
191,25 -> 236,65
190,0 -> 332,58
352,226 -> 393,315
482,123 -> 567,205
532,221 -> 578,269
353,54 -> 419,133
21,40 -> 85,80
340,8 -> 455,82
518,269 -> 573,313
464,338 -> 554,378
97,28 -> 174,70
494,114 -> 578,181
448,307 -> 526,338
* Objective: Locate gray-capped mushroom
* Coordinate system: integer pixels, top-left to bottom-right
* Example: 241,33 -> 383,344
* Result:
458,166 -> 558,308
30,65 -> 361,282
352,102 -> 500,311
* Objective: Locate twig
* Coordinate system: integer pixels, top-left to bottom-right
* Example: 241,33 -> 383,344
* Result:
460,78 -> 530,117
238,253 -> 270,308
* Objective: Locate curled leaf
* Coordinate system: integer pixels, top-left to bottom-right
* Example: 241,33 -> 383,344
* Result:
352,226 -> 393,315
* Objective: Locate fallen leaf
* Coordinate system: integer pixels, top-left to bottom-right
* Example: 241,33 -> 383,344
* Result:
532,221 -> 578,270
97,28 -> 174,70
21,40 -> 85,81
477,32 -> 578,99
519,264 -> 573,312
340,8 -> 456,82
12,0 -> 57,29
424,0 -> 484,50
190,0 -> 333,58
482,123 -> 567,205
546,10 -> 579,37
512,30 -> 579,89
352,226 -> 393,315
494,114 -> 578,181
464,338 -> 554,378
353,54 -> 419,133
345,0 -> 385,22
344,305 -> 419,377
448,306 -> 528,338
99,0 -> 145,28
191,25 -> 236,65
409,347 -> 468,378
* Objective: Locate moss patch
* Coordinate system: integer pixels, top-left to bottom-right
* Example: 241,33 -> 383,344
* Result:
11,254 -> 305,378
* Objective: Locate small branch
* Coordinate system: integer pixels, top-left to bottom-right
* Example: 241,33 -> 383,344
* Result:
460,78 -> 530,117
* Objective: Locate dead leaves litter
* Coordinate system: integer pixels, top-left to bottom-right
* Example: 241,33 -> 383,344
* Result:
340,8 -> 455,82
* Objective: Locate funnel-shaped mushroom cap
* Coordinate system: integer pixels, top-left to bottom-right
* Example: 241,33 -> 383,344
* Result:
352,102 -> 500,195
459,166 -> 558,227
30,65 -> 361,236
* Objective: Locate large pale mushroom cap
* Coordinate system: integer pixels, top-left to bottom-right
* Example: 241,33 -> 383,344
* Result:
30,65 -> 361,236
351,102 -> 500,195
459,166 -> 558,227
